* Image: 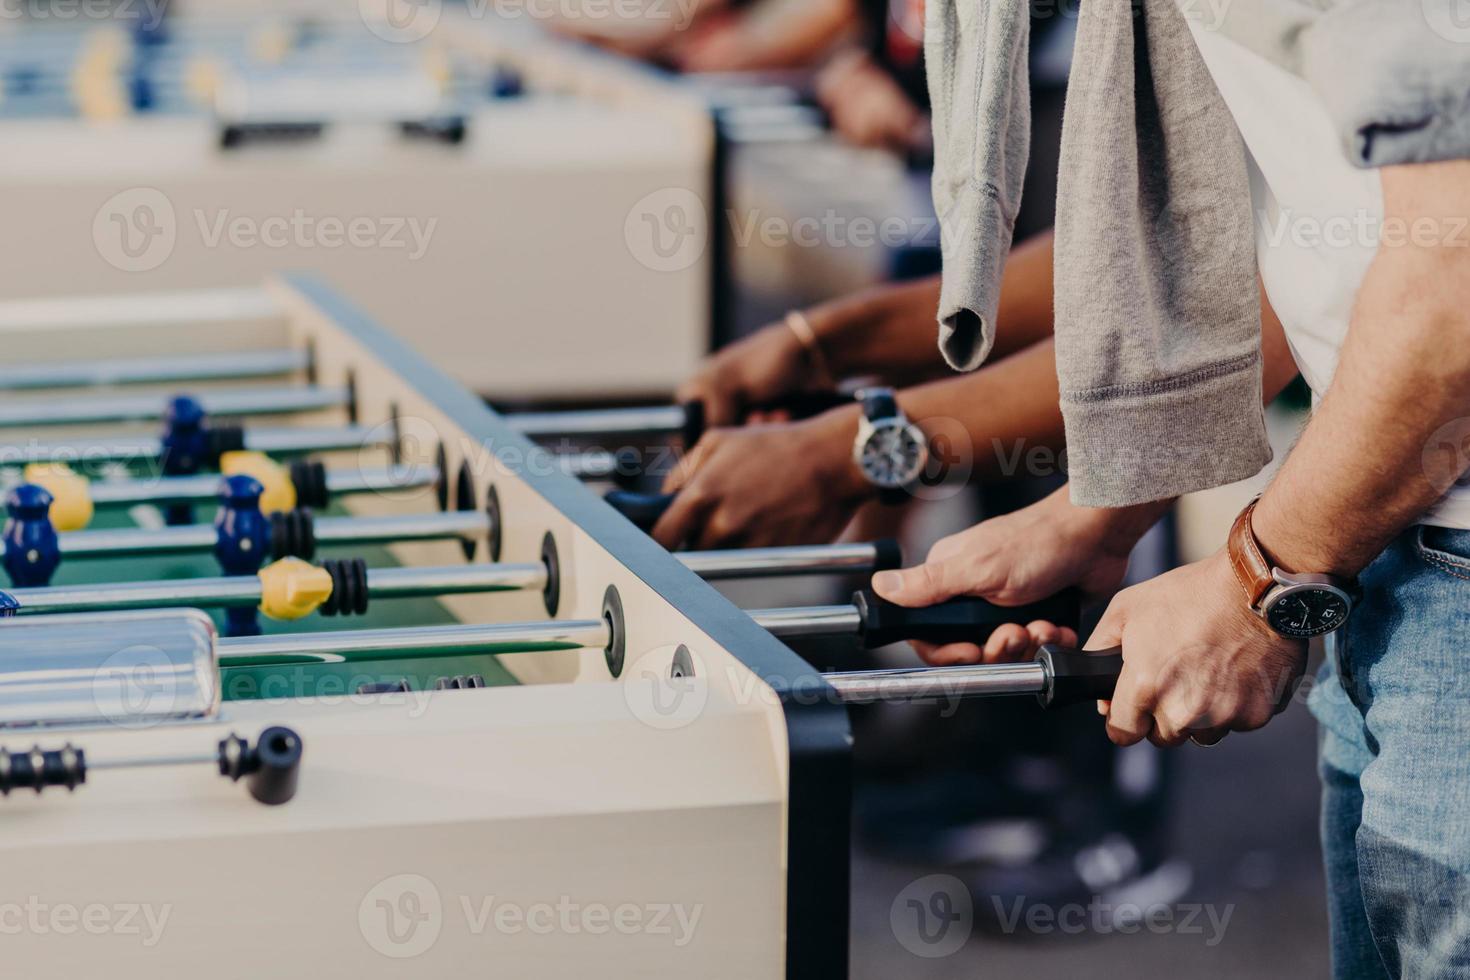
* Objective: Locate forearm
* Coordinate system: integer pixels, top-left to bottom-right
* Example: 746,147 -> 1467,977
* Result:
808,231 -> 1056,385
808,268 -> 1299,521
801,338 -> 1059,498
898,337 -> 1065,481
1252,166 -> 1470,576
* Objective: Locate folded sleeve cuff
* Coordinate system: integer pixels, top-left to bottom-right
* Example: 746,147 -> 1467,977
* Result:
1061,353 -> 1273,507
935,182 -> 1014,372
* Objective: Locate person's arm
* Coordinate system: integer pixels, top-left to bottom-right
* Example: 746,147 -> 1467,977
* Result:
670,0 -> 858,72
654,335 -> 1064,548
1251,164 -> 1470,572
870,281 -> 1301,665
660,254 -> 1296,553
815,49 -> 929,157
678,231 -> 1056,426
1090,159 -> 1470,747
809,230 -> 1055,384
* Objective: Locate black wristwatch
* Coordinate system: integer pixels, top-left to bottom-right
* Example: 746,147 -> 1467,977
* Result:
851,387 -> 928,505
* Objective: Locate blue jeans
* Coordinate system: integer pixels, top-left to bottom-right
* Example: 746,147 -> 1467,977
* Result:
1311,525 -> 1470,979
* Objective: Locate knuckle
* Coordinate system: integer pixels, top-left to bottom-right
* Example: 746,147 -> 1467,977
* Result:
1127,675 -> 1159,708
1159,703 -> 1195,737
682,485 -> 712,510
1238,701 -> 1275,731
1209,693 -> 1244,727
704,509 -> 739,543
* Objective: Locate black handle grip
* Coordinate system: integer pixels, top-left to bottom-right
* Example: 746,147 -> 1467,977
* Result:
850,588 -> 1082,649
1034,645 -> 1123,709
871,538 -> 904,572
604,490 -> 675,532
679,401 -> 705,448
223,726 -> 303,806
769,390 -> 853,419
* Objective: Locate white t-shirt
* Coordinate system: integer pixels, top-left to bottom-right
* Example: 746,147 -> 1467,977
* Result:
1187,20 -> 1470,530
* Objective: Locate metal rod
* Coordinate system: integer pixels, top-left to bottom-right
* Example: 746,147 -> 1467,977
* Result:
85,465 -> 438,508
507,405 -> 687,439
0,434 -> 165,467
312,511 -> 489,547
89,475 -> 226,507
0,425 -> 389,467
9,577 -> 263,613
244,425 -> 389,457
0,385 -> 351,428
88,751 -> 218,771
326,465 -> 439,497
747,604 -> 864,638
680,543 -> 883,580
4,563 -> 547,616
217,619 -> 610,668
558,450 -> 632,481
4,541 -> 875,614
0,350 -> 309,392
58,524 -> 218,557
820,663 -> 1048,703
364,563 -> 547,598
46,511 -> 490,560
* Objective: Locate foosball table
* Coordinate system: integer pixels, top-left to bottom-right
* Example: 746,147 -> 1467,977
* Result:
0,9 -> 712,399
0,275 -> 1118,978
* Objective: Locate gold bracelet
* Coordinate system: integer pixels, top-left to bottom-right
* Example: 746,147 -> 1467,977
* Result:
784,310 -> 836,388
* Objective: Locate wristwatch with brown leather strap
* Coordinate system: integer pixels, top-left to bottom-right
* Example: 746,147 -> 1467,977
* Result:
1227,498 -> 1356,638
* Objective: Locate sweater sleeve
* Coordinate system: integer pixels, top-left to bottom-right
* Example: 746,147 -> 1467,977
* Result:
924,0 -> 1031,372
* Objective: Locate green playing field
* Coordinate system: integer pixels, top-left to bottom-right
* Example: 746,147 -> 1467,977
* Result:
52,502 -> 521,700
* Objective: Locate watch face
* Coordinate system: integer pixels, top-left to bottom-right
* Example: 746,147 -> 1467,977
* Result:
859,421 -> 927,489
1265,587 -> 1350,637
